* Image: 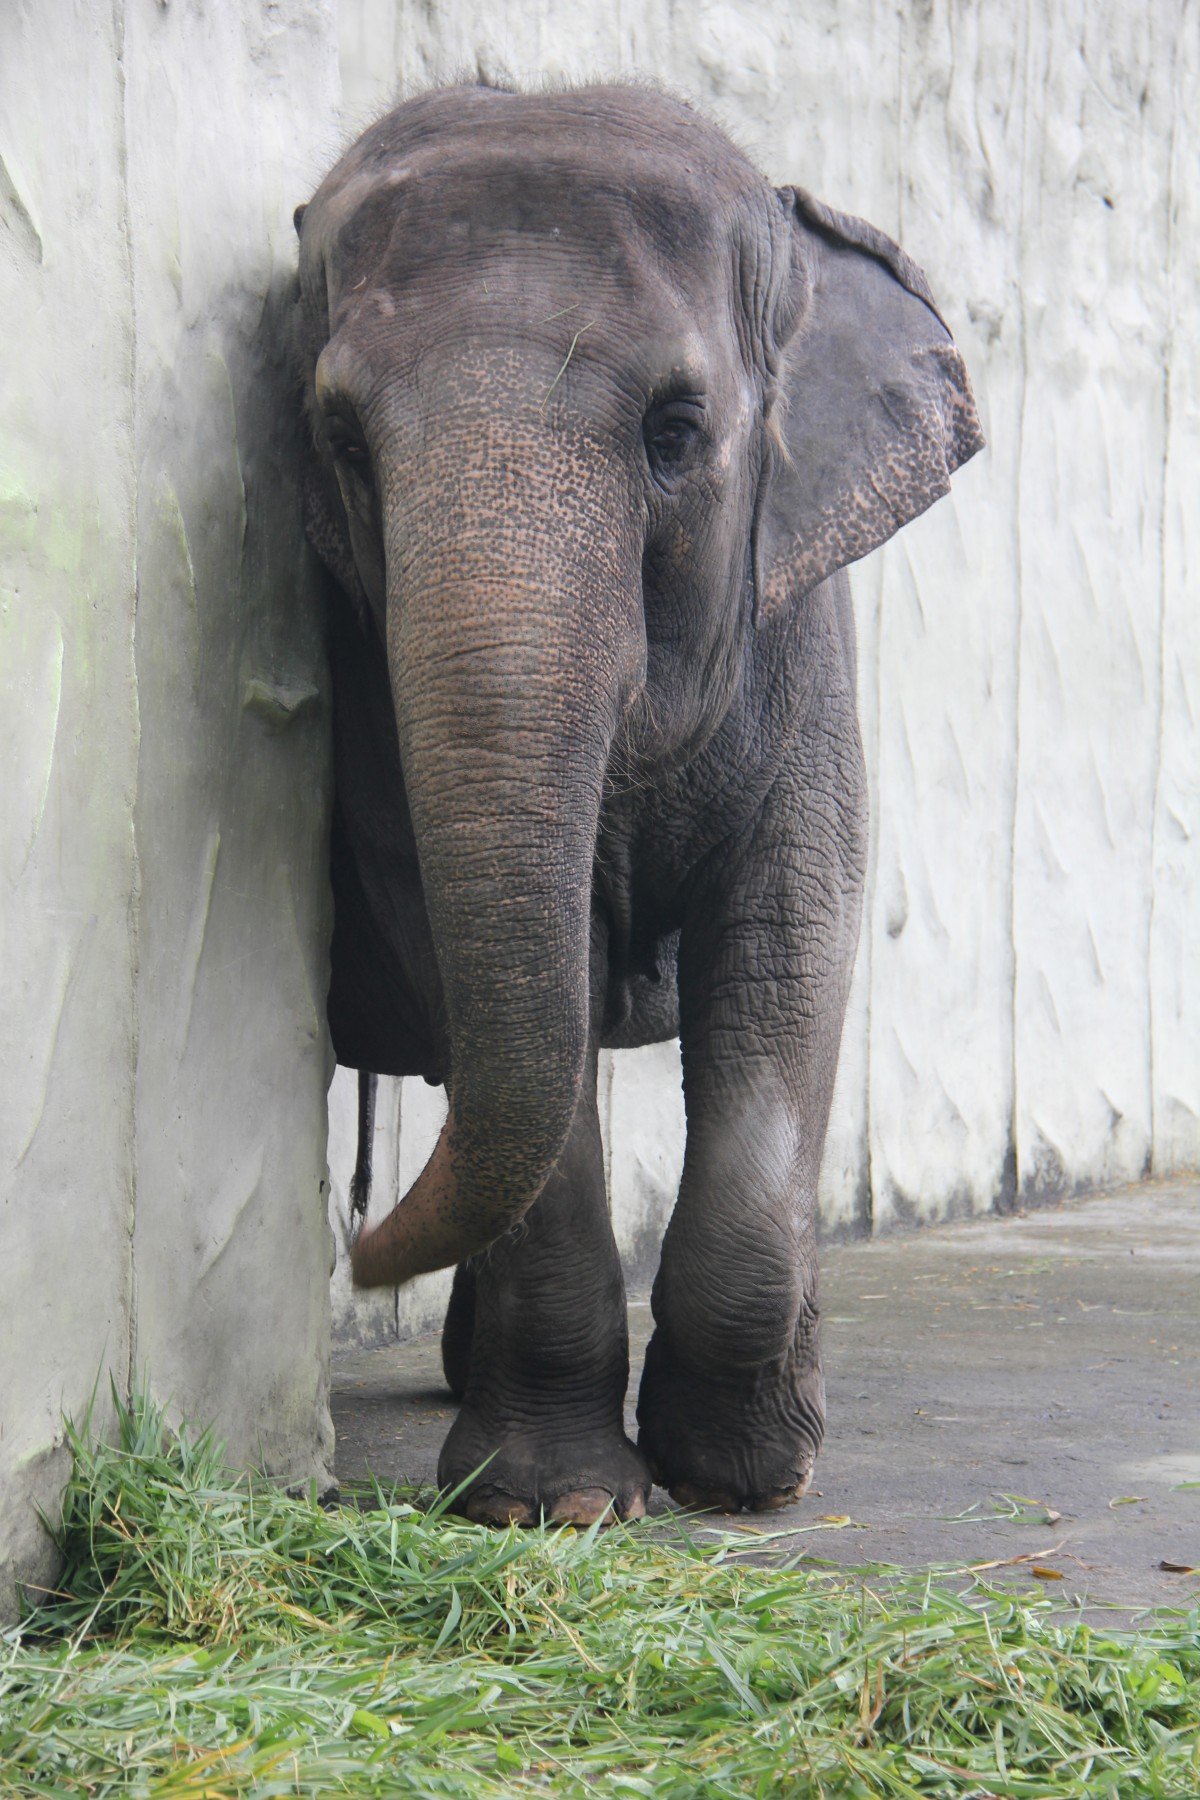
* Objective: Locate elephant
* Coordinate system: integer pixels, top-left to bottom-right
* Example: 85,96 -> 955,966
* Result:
292,82 -> 982,1526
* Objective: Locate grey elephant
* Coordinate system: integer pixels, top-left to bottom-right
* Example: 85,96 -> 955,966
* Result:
293,83 -> 982,1525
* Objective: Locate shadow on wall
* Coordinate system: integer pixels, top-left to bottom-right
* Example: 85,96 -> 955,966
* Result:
128,257 -> 334,1476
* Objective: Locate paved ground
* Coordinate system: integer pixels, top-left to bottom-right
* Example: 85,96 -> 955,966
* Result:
333,1179 -> 1200,1616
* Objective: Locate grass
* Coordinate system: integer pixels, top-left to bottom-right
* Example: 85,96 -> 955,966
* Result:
2,1393 -> 1197,1797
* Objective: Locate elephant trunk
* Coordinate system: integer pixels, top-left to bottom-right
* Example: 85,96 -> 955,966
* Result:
351,449 -> 641,1288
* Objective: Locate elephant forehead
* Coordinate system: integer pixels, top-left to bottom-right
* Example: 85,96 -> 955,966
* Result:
316,138 -> 758,313
379,174 -> 711,290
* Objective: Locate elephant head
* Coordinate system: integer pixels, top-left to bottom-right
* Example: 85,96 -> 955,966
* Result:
293,84 -> 982,1289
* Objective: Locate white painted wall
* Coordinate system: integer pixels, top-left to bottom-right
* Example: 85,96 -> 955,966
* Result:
327,0 -> 1199,1346
2,0 -> 1196,1605
1,0 -> 343,1621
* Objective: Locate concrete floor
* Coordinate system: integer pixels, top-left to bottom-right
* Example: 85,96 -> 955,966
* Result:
332,1179 -> 1200,1615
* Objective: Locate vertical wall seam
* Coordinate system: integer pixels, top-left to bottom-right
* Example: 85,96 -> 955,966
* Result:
1147,0 -> 1181,1177
112,0 -> 141,1408
1008,0 -> 1035,1206
894,2 -> 904,241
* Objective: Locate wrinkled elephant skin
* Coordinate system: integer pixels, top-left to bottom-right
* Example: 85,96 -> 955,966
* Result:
292,85 -> 982,1524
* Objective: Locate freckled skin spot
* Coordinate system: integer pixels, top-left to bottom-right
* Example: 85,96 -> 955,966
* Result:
294,83 -> 981,1521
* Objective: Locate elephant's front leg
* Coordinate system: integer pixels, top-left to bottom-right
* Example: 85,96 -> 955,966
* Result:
437,1042 -> 650,1526
637,777 -> 866,1512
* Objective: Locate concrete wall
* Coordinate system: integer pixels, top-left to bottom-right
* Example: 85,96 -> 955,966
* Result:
327,0 -> 1199,1347
3,0 -> 1196,1601
1,1 -> 341,1621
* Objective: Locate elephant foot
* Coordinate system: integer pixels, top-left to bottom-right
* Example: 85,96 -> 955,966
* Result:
666,1473 -> 813,1515
438,1404 -> 651,1528
637,1327 -> 823,1515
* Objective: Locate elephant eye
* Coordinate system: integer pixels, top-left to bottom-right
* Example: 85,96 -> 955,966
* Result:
643,398 -> 705,477
325,420 -> 372,479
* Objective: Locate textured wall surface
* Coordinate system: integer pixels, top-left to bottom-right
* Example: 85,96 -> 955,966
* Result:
325,0 -> 1198,1347
1,2 -> 139,1626
0,0 -> 343,1620
124,1 -> 338,1482
3,0 -> 1196,1597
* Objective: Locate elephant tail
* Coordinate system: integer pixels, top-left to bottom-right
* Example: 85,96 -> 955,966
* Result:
348,1069 -> 378,1233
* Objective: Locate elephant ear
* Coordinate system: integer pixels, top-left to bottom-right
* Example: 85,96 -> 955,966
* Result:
302,457 -> 363,602
754,187 -> 984,620
300,437 -> 373,630
290,284 -> 370,620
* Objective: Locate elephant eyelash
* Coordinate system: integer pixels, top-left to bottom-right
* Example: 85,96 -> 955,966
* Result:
329,439 -> 378,499
651,417 -> 698,450
329,436 -> 370,468
643,398 -> 707,477
323,414 -> 372,469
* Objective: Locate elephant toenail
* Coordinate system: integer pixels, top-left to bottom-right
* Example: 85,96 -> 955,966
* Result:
620,1490 -> 648,1522
751,1488 -> 801,1512
467,1492 -> 535,1527
670,1481 -> 742,1514
548,1488 -> 616,1526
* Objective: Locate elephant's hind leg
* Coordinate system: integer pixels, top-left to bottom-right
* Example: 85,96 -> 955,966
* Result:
436,1043 -> 650,1526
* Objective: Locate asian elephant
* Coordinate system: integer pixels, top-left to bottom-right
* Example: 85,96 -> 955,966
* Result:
293,83 -> 982,1525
